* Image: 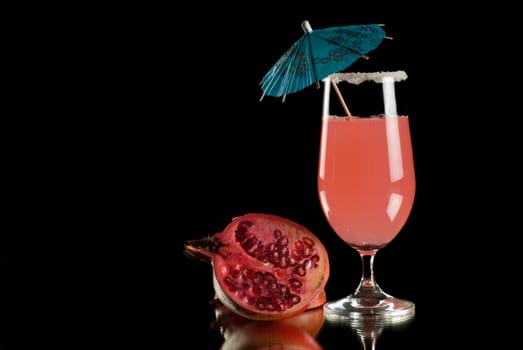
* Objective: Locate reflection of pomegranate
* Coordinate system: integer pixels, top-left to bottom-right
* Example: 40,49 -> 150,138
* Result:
184,213 -> 330,320
213,300 -> 325,350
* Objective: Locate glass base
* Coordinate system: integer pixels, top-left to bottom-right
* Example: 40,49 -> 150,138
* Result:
324,294 -> 415,324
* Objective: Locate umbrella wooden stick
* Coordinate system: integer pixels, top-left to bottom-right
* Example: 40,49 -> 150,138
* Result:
331,80 -> 352,117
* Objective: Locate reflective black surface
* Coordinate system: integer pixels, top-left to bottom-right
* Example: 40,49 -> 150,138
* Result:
2,4 -> 505,349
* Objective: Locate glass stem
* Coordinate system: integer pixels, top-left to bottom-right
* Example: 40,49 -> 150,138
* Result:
359,334 -> 377,350
353,251 -> 389,304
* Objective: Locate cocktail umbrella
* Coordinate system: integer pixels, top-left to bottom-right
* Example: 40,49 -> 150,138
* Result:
260,20 -> 390,103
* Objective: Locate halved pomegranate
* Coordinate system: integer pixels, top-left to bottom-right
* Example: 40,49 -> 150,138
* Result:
184,213 -> 330,320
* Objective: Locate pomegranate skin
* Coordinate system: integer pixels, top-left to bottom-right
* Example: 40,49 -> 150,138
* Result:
184,213 -> 330,320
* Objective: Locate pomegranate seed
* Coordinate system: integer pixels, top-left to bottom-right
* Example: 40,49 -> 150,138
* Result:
302,236 -> 315,248
290,294 -> 301,305
293,265 -> 306,277
256,299 -> 267,311
241,237 -> 258,253
289,278 -> 302,289
277,236 -> 288,247
294,240 -> 304,255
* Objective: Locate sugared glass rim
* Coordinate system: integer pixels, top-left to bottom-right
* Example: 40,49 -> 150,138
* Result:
330,71 -> 407,85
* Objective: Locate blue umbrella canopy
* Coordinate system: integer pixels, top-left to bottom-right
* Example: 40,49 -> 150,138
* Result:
260,21 -> 388,101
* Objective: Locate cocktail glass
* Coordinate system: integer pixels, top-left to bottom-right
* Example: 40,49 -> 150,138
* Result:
317,71 -> 415,322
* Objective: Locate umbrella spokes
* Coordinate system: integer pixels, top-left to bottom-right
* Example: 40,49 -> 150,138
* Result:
260,20 -> 391,102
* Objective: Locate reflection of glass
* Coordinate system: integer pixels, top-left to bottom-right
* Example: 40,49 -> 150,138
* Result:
324,315 -> 414,350
212,301 -> 325,350
318,72 -> 415,323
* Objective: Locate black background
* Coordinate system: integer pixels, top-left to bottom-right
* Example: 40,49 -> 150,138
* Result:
1,3 -> 513,349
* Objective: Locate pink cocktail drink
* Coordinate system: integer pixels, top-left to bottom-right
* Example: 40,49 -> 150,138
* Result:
318,115 -> 415,249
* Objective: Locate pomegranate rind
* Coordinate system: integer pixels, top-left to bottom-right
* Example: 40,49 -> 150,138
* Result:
305,289 -> 327,310
187,213 -> 330,321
